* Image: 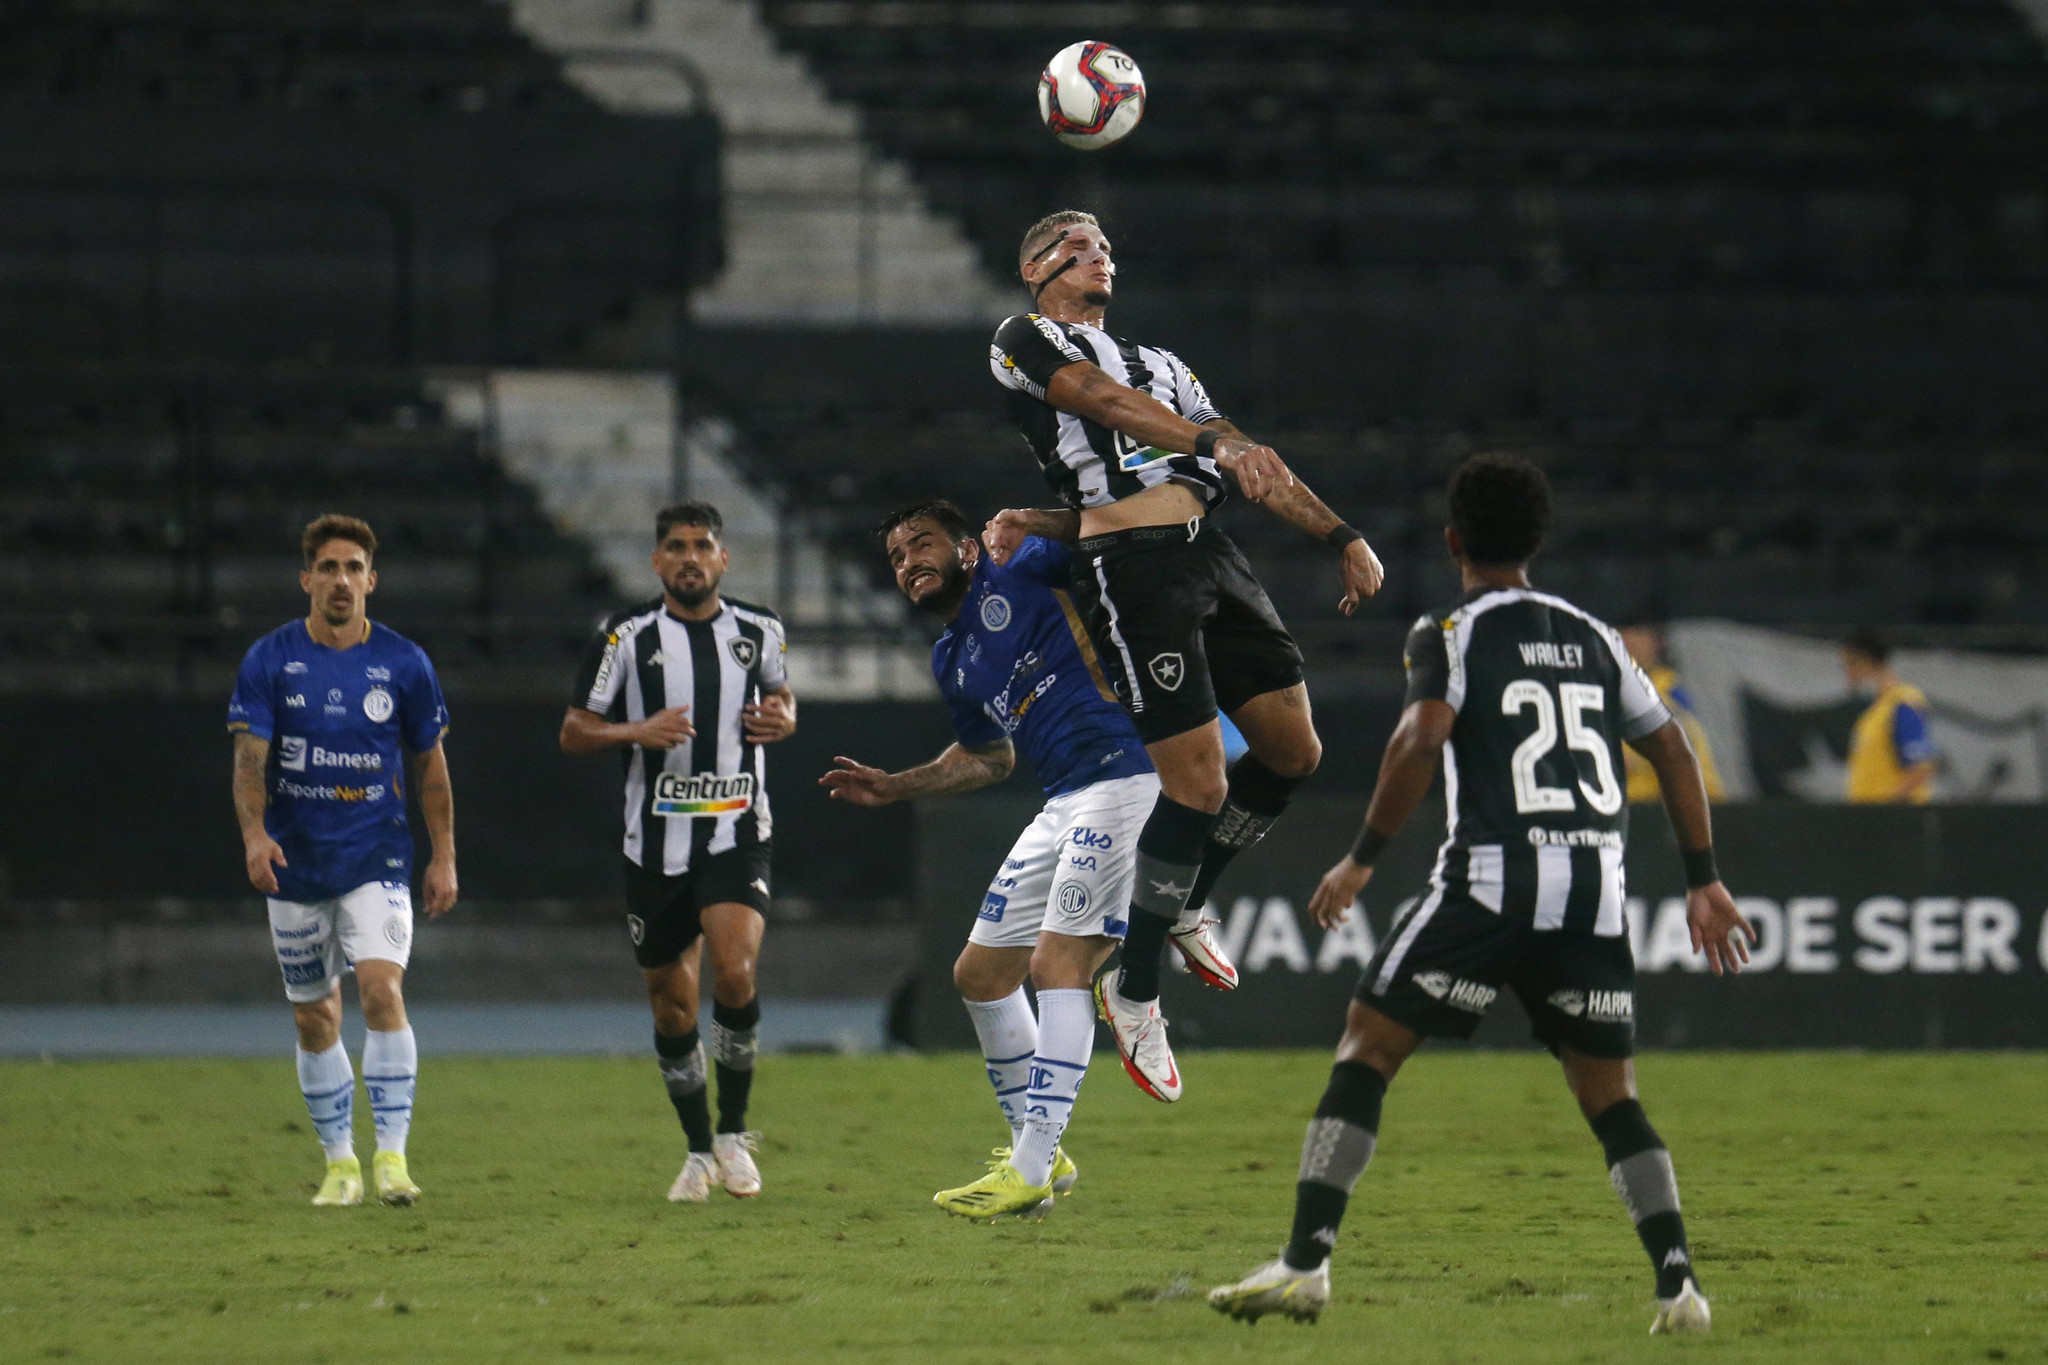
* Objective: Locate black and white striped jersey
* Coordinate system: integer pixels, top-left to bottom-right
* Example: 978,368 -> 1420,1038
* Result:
989,312 -> 1230,511
571,597 -> 788,876
1403,587 -> 1672,935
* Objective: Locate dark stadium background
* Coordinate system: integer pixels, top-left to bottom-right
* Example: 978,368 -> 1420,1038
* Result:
3,0 -> 2045,1051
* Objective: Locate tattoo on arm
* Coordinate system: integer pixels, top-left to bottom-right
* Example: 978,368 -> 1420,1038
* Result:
1255,471 -> 1344,540
232,734 -> 270,838
892,741 -> 1016,799
408,745 -> 457,859
1011,509 -> 1081,542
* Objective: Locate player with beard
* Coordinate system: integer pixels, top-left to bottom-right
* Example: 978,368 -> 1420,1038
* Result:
984,210 -> 1385,1102
562,502 -> 796,1202
824,500 -> 1159,1219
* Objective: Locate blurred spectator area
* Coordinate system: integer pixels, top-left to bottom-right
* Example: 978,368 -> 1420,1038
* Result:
0,0 -> 722,366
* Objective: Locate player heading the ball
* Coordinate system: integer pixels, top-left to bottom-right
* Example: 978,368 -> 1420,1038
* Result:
1208,455 -> 1752,1334
227,514 -> 457,1209
985,209 -> 1385,1100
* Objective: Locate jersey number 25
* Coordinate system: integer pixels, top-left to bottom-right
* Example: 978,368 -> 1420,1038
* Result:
1502,678 -> 1624,817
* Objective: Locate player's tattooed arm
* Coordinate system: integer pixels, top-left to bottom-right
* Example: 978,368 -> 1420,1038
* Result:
1307,699 -> 1455,928
406,742 -> 459,918
1214,430 -> 1387,614
1629,720 -> 1754,975
819,739 -> 1015,806
984,508 -> 1079,563
231,732 -> 288,895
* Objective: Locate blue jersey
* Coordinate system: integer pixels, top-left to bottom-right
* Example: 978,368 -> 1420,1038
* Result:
227,620 -> 450,902
933,537 -> 1152,797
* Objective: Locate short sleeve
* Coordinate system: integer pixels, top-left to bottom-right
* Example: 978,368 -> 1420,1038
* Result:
227,640 -> 276,741
1162,349 -> 1224,426
1893,702 -> 1934,765
572,620 -> 630,715
990,314 -> 1090,398
1006,536 -> 1071,587
947,692 -> 1006,750
401,647 -> 450,752
1401,615 -> 1453,709
1615,655 -> 1674,740
757,615 -> 789,691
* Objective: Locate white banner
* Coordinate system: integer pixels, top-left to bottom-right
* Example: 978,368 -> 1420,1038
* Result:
1667,621 -> 2048,801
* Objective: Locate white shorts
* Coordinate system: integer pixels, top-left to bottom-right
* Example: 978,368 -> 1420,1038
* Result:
267,880 -> 414,1004
968,771 -> 1162,950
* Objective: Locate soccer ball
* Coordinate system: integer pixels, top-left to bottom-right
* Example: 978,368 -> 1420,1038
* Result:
1038,41 -> 1145,150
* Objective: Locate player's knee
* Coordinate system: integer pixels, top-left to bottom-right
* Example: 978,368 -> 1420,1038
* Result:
293,996 -> 341,1050
1268,730 -> 1321,780
1161,767 -> 1228,813
711,962 -> 755,1006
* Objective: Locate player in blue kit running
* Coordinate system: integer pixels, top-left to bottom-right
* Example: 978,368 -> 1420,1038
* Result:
227,515 -> 457,1209
823,499 -> 1232,1219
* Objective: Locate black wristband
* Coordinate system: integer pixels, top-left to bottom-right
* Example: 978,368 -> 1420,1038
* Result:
1351,825 -> 1390,866
1193,429 -> 1219,461
1681,845 -> 1719,889
1326,522 -> 1364,551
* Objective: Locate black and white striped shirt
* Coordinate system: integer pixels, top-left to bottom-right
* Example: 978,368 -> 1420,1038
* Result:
571,597 -> 788,875
989,313 -> 1229,511
1402,587 -> 1671,936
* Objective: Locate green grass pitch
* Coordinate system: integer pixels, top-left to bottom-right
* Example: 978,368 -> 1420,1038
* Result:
4,1050 -> 2045,1363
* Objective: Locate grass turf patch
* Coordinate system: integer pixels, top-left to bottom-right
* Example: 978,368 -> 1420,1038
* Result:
3,1050 -> 2045,1363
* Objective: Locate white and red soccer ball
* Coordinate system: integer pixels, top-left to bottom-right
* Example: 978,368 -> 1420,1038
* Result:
1038,41 -> 1145,150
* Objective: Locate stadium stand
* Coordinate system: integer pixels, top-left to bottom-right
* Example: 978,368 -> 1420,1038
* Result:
689,0 -> 2048,638
0,367 -> 620,697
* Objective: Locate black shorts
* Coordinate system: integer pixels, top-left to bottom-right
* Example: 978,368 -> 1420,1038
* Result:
622,843 -> 772,969
1070,520 -> 1305,744
1355,888 -> 1638,1058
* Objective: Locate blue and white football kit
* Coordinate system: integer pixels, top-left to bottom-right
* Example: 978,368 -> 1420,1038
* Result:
933,537 -> 1160,1197
228,620 -> 449,1003
936,537 -> 1161,952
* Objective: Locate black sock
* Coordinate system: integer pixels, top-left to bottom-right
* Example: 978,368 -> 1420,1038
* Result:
1590,1098 -> 1697,1299
710,997 -> 761,1134
1116,794 -> 1217,1002
655,1027 -> 713,1153
1284,1060 -> 1387,1271
1187,754 -> 1304,911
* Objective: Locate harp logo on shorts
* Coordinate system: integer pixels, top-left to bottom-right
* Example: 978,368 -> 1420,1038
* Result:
651,771 -> 756,817
1413,970 -> 1496,1013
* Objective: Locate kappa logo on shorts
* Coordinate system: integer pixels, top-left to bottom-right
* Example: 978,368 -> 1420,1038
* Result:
1057,883 -> 1090,918
1147,652 -> 1185,691
980,594 -> 1013,632
1413,970 -> 1497,1013
727,636 -> 759,669
627,913 -> 646,946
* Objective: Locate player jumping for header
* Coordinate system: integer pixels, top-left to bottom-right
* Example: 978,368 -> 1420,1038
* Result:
825,499 -> 1160,1219
228,515 -> 457,1208
983,210 -> 1385,1102
1207,455 -> 1752,1334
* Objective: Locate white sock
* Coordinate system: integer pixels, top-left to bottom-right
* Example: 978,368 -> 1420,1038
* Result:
962,988 -> 1037,1144
296,1040 -> 356,1161
362,1026 -> 418,1156
1011,987 -> 1095,1187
